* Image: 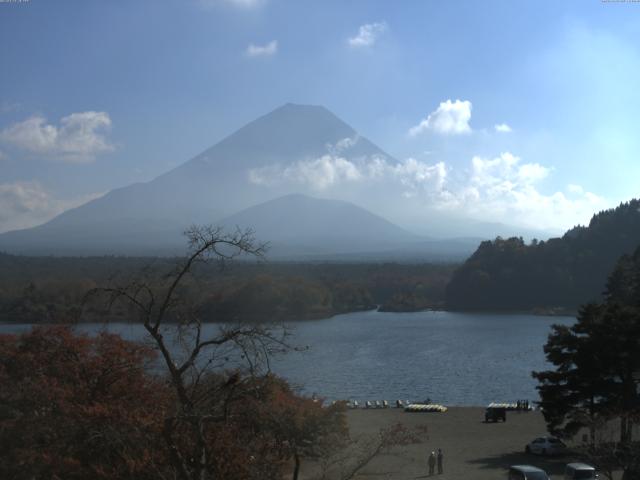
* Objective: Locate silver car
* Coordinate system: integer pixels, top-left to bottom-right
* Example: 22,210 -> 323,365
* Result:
525,436 -> 567,455
509,465 -> 551,480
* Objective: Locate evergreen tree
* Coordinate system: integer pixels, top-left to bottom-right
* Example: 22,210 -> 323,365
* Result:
533,246 -> 640,478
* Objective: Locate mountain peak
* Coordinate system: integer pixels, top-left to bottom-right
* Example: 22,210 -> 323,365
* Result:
184,102 -> 388,172
227,102 -> 356,145
278,102 -> 328,111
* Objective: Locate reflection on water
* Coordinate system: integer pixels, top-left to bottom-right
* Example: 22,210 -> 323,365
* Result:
0,310 -> 574,406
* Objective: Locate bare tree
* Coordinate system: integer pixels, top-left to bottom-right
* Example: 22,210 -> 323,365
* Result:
316,423 -> 428,480
87,225 -> 291,480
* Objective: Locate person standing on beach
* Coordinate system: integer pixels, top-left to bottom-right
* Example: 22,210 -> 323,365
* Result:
428,451 -> 436,475
437,448 -> 444,474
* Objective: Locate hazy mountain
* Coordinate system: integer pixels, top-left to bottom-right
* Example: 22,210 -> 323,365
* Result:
0,103 -> 528,257
219,193 -> 418,257
0,104 -> 399,255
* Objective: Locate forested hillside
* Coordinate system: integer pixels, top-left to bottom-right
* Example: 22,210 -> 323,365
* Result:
0,254 -> 455,323
445,199 -> 640,312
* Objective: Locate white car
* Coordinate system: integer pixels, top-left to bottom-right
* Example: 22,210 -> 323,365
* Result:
525,436 -> 567,455
565,463 -> 598,480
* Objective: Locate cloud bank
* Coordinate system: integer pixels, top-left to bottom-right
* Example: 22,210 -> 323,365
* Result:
455,153 -> 605,230
247,137 -> 605,231
0,181 -> 104,233
0,111 -> 114,163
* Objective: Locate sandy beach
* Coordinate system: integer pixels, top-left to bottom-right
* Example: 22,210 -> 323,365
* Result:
300,407 -> 620,480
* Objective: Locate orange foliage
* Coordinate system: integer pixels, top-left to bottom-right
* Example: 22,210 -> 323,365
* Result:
0,326 -> 170,480
0,328 -> 349,480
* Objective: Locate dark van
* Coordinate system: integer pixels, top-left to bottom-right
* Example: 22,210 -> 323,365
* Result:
485,406 -> 507,422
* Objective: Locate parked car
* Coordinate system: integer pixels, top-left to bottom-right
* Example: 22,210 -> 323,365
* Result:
565,463 -> 598,479
525,436 -> 567,455
485,406 -> 507,422
509,465 -> 551,480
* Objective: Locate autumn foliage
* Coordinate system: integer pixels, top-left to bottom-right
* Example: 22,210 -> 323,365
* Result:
0,326 -> 348,480
0,326 -> 168,479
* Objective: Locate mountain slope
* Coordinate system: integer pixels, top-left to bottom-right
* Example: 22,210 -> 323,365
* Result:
445,199 -> 640,311
219,194 -> 418,256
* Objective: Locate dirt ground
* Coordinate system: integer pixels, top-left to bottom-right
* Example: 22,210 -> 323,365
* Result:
300,407 -> 621,480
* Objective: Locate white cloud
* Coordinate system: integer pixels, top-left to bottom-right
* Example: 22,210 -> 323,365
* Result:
247,150 -> 451,204
348,22 -> 388,48
326,135 -> 359,155
494,123 -> 512,133
246,40 -> 278,57
334,136 -> 358,152
0,181 -> 104,233
470,152 -> 549,189
409,99 -> 472,136
0,111 -> 114,163
439,152 -> 606,230
249,155 -> 362,190
0,150 -> 6,161
247,137 -> 606,231
567,184 -> 584,194
391,158 -> 447,196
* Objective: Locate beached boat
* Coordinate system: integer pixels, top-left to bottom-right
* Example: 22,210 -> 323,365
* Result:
404,403 -> 448,413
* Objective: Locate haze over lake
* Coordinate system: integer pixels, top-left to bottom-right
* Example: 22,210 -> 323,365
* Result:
0,310 -> 574,406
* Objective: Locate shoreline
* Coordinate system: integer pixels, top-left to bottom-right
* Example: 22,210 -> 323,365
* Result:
0,306 -> 577,326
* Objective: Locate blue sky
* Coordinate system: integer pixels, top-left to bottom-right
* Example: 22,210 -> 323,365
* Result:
0,0 -> 639,233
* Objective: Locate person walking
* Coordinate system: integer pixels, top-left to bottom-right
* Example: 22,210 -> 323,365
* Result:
437,448 -> 444,474
428,451 -> 436,476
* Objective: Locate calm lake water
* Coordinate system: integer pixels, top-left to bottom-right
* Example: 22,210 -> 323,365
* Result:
0,310 -> 574,406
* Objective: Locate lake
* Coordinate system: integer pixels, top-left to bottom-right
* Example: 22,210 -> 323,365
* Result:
0,310 -> 574,406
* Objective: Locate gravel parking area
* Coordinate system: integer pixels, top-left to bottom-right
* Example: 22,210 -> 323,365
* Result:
302,407 -> 620,480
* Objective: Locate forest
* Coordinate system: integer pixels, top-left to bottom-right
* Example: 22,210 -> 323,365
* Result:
0,252 -> 456,323
445,199 -> 640,312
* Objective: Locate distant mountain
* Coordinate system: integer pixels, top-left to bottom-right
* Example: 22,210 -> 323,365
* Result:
0,104 -> 398,255
219,194 -> 418,256
445,199 -> 640,312
218,194 -> 478,260
0,103 -> 522,258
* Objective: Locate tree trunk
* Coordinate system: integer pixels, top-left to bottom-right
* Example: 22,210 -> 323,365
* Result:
163,418 -> 192,480
589,396 -> 596,447
621,468 -> 640,480
621,415 -> 630,445
292,452 -> 301,480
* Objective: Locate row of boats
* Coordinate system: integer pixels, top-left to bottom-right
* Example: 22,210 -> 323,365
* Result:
346,399 -> 448,412
343,400 -> 531,413
487,401 -> 533,411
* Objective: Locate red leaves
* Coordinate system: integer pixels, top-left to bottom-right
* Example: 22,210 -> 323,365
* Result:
0,328 -> 350,480
0,326 -> 168,480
